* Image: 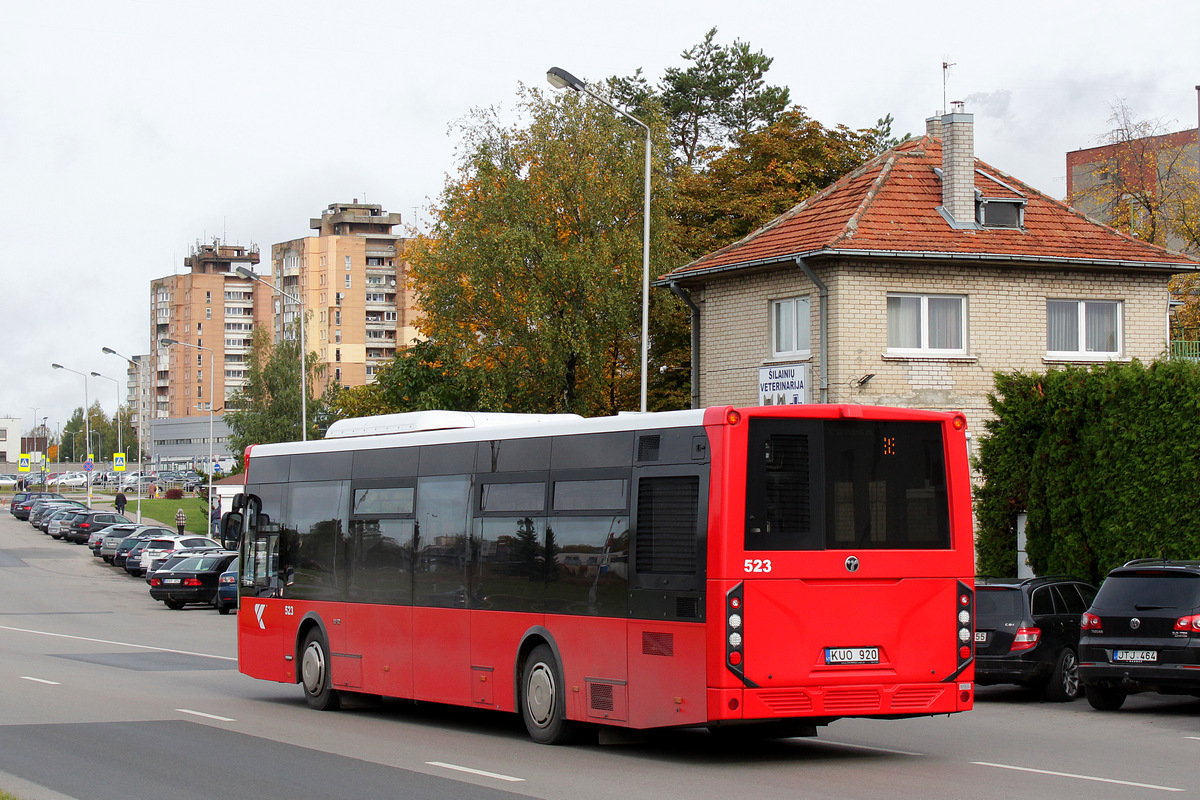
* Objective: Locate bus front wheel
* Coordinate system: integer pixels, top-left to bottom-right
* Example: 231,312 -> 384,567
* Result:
520,644 -> 580,745
301,628 -> 341,711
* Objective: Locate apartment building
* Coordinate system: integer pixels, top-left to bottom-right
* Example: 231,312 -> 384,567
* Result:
268,201 -> 419,392
150,241 -> 274,419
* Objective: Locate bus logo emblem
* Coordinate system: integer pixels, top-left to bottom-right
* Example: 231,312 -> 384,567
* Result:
845,556 -> 860,572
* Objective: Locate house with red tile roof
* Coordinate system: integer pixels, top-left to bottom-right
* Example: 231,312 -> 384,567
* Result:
659,106 -> 1197,436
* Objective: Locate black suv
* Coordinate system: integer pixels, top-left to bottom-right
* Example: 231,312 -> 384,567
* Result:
1078,559 -> 1200,710
974,575 -> 1098,701
65,511 -> 132,544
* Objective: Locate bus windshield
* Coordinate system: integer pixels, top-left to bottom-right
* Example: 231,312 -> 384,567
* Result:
744,418 -> 950,551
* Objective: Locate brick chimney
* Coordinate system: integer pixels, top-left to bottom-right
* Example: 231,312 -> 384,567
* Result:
941,102 -> 975,225
925,114 -> 943,139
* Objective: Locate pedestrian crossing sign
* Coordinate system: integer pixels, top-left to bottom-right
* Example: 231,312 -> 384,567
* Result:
114,453 -> 126,471
18,455 -> 30,472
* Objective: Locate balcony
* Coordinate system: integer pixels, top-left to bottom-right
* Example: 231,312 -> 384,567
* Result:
1170,340 -> 1200,361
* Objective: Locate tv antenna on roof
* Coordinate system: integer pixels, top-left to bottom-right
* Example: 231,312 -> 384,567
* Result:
942,61 -> 956,114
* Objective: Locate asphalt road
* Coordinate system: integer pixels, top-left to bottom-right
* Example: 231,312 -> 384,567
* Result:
1,509 -> 1198,800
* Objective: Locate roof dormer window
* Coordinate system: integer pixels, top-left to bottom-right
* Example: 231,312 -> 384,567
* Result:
977,197 -> 1025,229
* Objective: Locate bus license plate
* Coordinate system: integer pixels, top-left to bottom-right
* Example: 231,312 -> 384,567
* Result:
825,647 -> 879,665
1114,650 -> 1156,663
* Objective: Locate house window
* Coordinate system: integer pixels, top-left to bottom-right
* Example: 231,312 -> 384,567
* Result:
887,294 -> 966,354
771,297 -> 810,357
345,256 -> 352,271
345,274 -> 352,289
1047,300 -> 1121,357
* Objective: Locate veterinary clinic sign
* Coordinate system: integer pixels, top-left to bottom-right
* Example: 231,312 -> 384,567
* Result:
758,364 -> 807,405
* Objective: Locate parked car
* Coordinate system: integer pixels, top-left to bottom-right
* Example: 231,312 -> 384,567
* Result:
149,551 -> 238,610
139,535 -> 221,578
1079,559 -> 1200,710
123,540 -> 151,576
50,510 -> 89,540
974,575 -> 1097,701
0,474 -> 18,489
38,502 -> 86,533
216,556 -> 239,615
100,525 -> 174,564
11,492 -> 64,520
52,472 -> 89,488
65,510 -> 132,544
29,499 -> 77,527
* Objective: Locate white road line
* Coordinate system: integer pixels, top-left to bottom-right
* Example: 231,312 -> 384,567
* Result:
426,762 -> 525,782
19,676 -> 60,685
972,761 -> 1185,792
0,623 -> 236,661
817,740 -> 924,757
176,708 -> 236,722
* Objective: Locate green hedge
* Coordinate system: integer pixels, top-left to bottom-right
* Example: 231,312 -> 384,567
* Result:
975,359 -> 1200,583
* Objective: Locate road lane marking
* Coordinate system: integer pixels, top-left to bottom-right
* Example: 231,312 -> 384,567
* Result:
176,709 -> 236,722
972,761 -> 1185,792
426,762 -> 524,782
817,740 -> 924,756
0,624 -> 236,661
20,676 -> 60,685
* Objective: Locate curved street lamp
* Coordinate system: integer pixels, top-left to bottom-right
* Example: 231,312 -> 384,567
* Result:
51,363 -> 91,508
102,347 -> 145,521
547,66 -> 651,413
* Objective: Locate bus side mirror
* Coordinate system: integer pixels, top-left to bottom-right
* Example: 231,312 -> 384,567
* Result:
231,493 -> 246,512
220,511 -> 243,550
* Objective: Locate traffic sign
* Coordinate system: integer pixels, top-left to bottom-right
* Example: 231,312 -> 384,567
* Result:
18,455 -> 30,473
114,454 -> 126,471
84,459 -> 94,472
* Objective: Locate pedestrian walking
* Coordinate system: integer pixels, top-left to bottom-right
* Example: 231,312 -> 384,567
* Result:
175,507 -> 187,536
115,491 -> 127,515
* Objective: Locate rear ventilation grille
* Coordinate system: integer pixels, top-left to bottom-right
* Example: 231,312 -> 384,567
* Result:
890,686 -> 946,710
760,690 -> 814,714
642,631 -> 675,657
637,435 -> 661,462
823,687 -> 882,713
676,596 -> 701,619
589,683 -> 614,712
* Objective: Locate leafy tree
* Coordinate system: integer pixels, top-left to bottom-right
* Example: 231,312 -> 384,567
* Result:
658,28 -> 790,167
407,84 -> 685,416
225,319 -> 326,464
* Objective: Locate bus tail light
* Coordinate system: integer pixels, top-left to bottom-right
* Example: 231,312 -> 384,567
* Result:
1010,627 -> 1041,652
955,581 -> 974,672
725,583 -> 749,684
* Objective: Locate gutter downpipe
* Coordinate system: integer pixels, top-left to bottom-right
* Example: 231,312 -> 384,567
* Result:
795,257 -> 829,403
669,282 -> 702,409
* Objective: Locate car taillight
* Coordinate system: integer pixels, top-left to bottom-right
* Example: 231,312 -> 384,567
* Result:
1010,626 -> 1041,651
219,574 -> 235,585
183,578 -> 203,587
1175,614 -> 1200,633
149,578 -> 161,586
1081,612 -> 1103,631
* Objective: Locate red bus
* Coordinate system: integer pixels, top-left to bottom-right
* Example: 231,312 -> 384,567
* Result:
229,404 -> 975,743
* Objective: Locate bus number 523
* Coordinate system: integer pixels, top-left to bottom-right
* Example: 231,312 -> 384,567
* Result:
745,559 -> 772,573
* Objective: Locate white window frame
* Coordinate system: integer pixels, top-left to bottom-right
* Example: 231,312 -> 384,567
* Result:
886,293 -> 968,356
1046,299 -> 1123,360
770,296 -> 811,358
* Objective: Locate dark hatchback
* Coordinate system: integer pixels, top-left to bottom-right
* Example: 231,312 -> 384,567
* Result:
974,576 -> 1097,701
11,492 -> 64,520
1079,560 -> 1200,710
149,551 -> 238,610
65,511 -> 131,544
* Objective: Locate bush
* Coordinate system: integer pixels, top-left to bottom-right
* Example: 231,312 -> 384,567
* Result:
975,359 -> 1200,582
164,488 -> 184,500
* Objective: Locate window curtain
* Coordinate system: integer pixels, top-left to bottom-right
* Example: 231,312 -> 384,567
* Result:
1085,302 -> 1118,352
887,296 -> 921,348
928,297 -> 962,350
774,299 -> 794,354
1047,301 -> 1078,352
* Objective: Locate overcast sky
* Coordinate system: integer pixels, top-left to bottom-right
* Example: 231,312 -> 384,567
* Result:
4,0 -> 1198,439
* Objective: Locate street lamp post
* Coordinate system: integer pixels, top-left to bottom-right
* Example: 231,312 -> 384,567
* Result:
28,406 -> 38,468
160,338 -> 214,519
235,265 -> 307,441
547,66 -> 651,413
51,363 -> 91,508
102,347 -> 145,522
90,371 -> 121,464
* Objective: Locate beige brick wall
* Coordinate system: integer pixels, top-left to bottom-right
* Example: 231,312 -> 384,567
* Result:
696,259 -> 1173,440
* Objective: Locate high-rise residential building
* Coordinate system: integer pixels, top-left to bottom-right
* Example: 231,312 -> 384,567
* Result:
268,201 -> 419,392
150,241 -> 273,419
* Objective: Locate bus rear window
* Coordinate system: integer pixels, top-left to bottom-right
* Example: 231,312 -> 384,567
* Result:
745,419 -> 950,551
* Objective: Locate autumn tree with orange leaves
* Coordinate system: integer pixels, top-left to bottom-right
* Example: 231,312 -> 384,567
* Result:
406,85 -> 686,416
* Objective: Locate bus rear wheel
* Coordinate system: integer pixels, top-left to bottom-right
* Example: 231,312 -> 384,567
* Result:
520,644 -> 580,745
301,628 -> 341,711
